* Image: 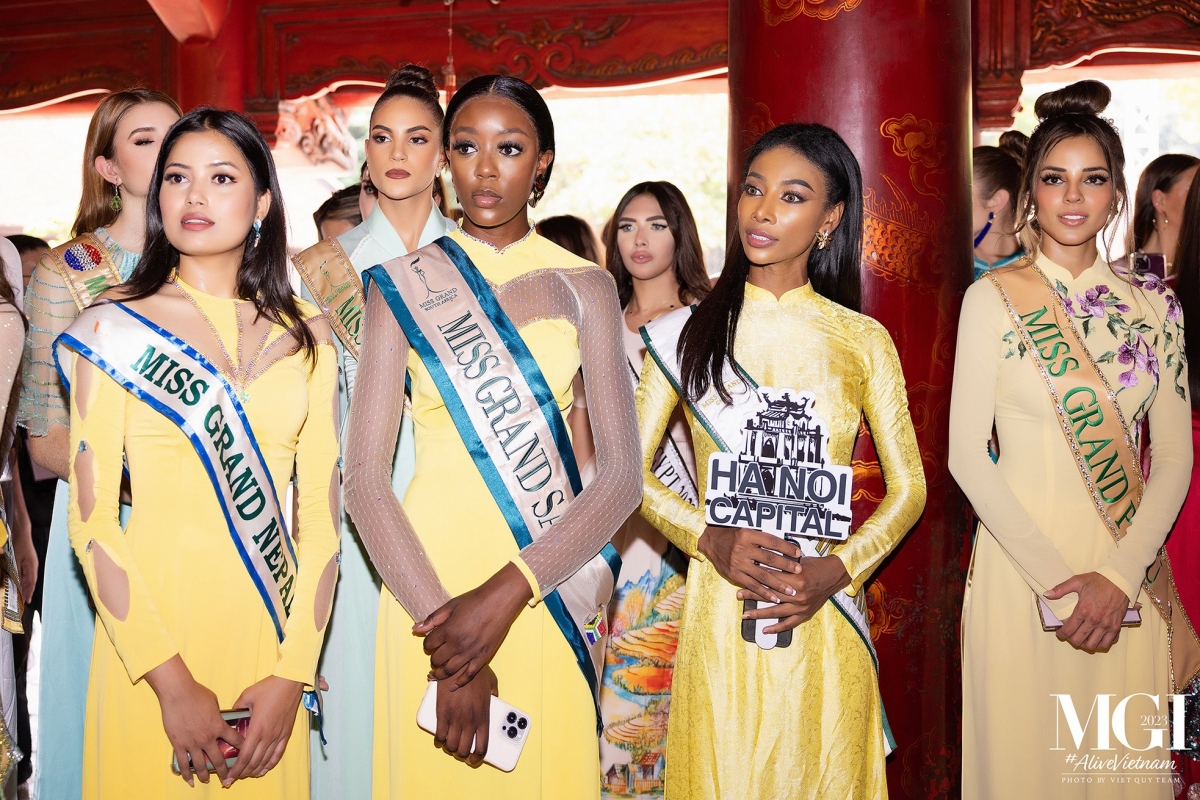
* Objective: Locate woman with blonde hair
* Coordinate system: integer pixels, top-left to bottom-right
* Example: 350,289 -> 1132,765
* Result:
18,87 -> 180,798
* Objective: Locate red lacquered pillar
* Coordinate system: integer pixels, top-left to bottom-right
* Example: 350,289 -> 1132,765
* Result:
729,3 -> 972,796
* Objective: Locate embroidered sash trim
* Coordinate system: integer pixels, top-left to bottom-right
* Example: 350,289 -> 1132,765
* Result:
988,259 -> 1200,690
640,305 -> 895,753
364,236 -> 619,727
47,232 -> 125,311
292,238 -> 366,360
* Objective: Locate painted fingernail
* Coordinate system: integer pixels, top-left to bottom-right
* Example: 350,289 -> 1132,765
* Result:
788,588 -> 797,596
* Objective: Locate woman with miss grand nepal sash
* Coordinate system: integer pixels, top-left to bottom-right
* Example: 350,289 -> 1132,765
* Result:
951,80 -> 1195,800
291,64 -> 453,799
16,88 -> 180,798
341,74 -> 641,799
57,108 -> 340,797
635,123 -> 925,799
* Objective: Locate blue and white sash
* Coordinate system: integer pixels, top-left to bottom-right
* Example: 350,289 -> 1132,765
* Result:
364,237 -> 620,726
54,303 -> 324,724
641,305 -> 895,753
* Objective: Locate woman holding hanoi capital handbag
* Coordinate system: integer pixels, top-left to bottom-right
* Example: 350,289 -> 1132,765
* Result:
342,74 -> 641,799
634,122 -> 925,799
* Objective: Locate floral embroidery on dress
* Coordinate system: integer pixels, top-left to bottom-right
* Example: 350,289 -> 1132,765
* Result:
1043,270 -> 1188,418
1112,267 -> 1188,402
1001,330 -> 1026,360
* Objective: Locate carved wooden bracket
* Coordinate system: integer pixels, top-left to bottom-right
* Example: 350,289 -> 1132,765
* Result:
974,0 -> 1200,130
274,96 -> 354,170
146,0 -> 229,43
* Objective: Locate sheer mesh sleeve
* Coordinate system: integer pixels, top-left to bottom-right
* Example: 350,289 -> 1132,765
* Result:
511,268 -> 642,597
342,288 -> 451,623
19,257 -> 79,436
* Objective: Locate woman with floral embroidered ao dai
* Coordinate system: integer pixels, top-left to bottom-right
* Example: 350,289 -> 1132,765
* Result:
951,80 -> 1194,800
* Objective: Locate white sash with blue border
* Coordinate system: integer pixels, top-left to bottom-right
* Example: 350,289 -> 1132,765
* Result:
641,305 -> 896,753
364,236 -> 620,727
53,302 -> 324,722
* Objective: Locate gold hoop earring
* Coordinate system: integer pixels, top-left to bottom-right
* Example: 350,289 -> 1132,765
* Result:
110,184 -> 122,213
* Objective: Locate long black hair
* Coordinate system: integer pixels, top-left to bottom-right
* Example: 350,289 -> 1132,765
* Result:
678,123 -> 863,404
443,75 -> 555,205
122,107 -> 316,361
1171,168 -> 1200,409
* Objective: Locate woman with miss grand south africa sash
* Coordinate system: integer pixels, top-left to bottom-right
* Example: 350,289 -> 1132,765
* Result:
57,109 -> 340,797
17,88 -> 181,799
292,64 -> 453,799
342,75 -> 640,799
951,81 -> 1195,799
636,123 -> 925,799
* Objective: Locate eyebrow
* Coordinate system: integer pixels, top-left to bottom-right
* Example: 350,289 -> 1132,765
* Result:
1041,166 -> 1109,172
452,125 -> 530,137
163,161 -> 240,170
617,215 -> 668,223
747,171 -> 814,191
372,124 -> 432,134
128,126 -> 158,137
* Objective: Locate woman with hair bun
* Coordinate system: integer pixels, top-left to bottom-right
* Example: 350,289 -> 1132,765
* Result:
1128,153 -> 1199,278
951,80 -> 1194,799
973,130 -> 1029,280
291,63 -> 453,799
19,87 -> 180,800
636,124 -> 925,798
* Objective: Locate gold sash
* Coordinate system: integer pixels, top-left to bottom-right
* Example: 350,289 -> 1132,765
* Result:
46,232 -> 124,311
988,259 -> 1200,691
292,239 -> 365,359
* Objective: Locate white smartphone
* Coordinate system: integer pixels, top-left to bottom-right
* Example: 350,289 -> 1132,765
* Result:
416,682 -> 530,773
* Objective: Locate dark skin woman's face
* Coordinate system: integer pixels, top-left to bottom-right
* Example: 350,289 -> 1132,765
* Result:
446,94 -> 554,249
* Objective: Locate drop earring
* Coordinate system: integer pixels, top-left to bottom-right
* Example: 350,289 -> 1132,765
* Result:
110,184 -> 122,213
973,211 -> 994,248
252,219 -> 262,248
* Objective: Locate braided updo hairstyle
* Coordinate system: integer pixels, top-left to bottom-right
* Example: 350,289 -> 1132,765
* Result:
1014,80 -> 1128,258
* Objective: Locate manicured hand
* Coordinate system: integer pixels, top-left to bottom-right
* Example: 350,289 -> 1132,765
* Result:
1045,572 -> 1131,652
414,561 -> 533,689
146,655 -> 243,787
697,524 -> 804,601
739,555 -> 852,633
434,666 -> 498,766
225,675 -> 305,784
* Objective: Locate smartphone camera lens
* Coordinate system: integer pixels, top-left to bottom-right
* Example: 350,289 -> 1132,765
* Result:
517,717 -> 527,730
506,712 -> 517,724
507,726 -> 518,739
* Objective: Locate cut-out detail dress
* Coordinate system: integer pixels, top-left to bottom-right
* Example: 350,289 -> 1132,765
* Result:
65,286 -> 340,798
